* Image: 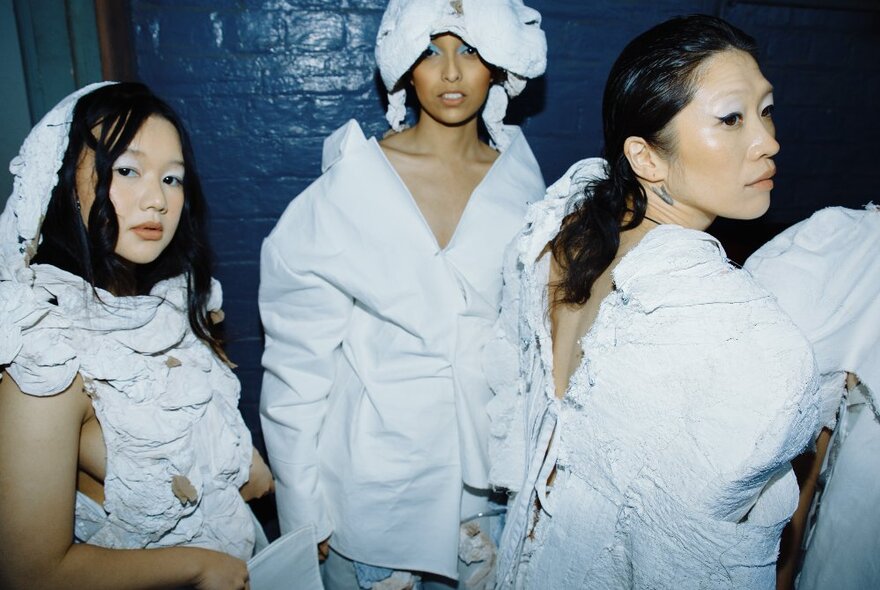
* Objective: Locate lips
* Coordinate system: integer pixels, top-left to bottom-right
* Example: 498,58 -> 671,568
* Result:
747,166 -> 776,187
131,222 -> 163,240
440,91 -> 465,106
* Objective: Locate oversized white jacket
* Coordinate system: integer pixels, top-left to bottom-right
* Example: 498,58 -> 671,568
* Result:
259,120 -> 544,577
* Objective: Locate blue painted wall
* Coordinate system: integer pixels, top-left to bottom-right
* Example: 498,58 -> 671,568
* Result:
129,0 -> 880,452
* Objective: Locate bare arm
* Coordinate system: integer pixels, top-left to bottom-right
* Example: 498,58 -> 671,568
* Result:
0,371 -> 248,590
239,447 -> 275,502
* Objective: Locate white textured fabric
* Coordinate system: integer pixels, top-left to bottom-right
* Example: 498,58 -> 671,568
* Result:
0,85 -> 255,559
0,82 -> 111,283
374,0 -> 546,149
487,158 -> 820,588
745,205 -> 880,428
259,119 -> 544,578
745,206 -> 880,590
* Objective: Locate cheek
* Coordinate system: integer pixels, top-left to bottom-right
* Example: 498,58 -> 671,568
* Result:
107,183 -> 132,223
467,63 -> 492,90
166,196 -> 186,238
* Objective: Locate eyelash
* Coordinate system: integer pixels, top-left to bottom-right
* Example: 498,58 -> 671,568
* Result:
719,113 -> 743,127
115,167 -> 183,187
422,44 -> 478,58
719,105 -> 774,127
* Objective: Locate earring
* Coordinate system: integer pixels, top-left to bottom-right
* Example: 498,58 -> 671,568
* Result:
651,184 -> 674,206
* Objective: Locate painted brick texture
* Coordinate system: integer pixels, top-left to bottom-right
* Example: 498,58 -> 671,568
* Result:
130,0 -> 880,450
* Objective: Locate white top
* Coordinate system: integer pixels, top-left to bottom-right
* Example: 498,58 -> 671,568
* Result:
0,82 -> 254,560
745,205 -> 880,590
259,119 -> 545,578
487,158 -> 820,588
1,265 -> 255,559
745,205 -> 880,430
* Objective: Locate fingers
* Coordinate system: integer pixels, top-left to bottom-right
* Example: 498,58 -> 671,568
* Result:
317,540 -> 330,562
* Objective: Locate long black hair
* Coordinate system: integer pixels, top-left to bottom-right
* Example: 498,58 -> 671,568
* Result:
32,82 -> 222,353
550,15 -> 758,305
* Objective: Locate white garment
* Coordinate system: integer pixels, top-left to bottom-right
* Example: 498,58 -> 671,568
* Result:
745,205 -> 880,589
0,83 -> 255,560
259,119 -> 544,578
1,263 -> 255,558
487,158 -> 819,588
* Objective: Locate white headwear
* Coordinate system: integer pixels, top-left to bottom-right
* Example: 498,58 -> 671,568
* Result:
375,0 -> 547,150
0,82 -> 115,285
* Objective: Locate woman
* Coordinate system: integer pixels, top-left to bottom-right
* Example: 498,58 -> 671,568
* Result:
0,82 -> 272,590
745,205 -> 880,589
486,15 -> 819,588
259,0 -> 546,588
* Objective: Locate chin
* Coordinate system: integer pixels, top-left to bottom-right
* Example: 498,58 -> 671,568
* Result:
729,194 -> 771,220
116,246 -> 167,266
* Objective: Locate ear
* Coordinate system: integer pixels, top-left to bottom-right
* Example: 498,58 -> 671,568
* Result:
623,136 -> 668,184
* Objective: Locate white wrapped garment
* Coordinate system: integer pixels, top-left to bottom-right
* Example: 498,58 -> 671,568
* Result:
0,84 -> 255,559
488,158 -> 820,588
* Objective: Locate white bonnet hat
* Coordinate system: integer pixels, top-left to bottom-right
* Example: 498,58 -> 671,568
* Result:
0,82 -> 115,284
375,0 -> 547,150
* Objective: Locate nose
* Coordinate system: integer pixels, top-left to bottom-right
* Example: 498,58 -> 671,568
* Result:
141,177 -> 169,213
749,117 -> 780,160
441,55 -> 462,83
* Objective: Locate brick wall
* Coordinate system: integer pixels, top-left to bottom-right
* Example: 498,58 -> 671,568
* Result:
130,0 -> 880,451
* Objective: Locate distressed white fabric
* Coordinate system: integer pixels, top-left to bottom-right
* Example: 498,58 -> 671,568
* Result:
487,158 -> 820,588
0,85 -> 255,559
259,119 -> 544,578
0,82 -> 110,284
374,0 -> 546,150
745,206 -> 880,589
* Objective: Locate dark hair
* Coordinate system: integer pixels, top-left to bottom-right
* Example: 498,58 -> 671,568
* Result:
550,15 -> 758,305
32,82 -> 223,353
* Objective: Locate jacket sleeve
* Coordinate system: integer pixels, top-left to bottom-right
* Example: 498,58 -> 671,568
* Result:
258,235 -> 353,541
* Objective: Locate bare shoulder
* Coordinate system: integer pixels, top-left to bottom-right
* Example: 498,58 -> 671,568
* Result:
0,371 -> 90,425
476,140 -> 500,166
378,127 -> 418,156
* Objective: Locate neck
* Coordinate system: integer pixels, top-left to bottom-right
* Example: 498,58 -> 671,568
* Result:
635,182 -> 715,231
408,111 -> 486,161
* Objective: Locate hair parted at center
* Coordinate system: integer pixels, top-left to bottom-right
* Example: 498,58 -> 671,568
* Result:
32,82 -> 223,355
550,14 -> 758,306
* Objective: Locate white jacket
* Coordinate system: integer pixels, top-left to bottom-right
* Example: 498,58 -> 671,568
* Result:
259,120 -> 544,577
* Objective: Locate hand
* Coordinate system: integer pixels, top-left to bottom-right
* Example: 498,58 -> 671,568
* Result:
191,549 -> 250,590
240,449 -> 274,502
318,538 -> 330,563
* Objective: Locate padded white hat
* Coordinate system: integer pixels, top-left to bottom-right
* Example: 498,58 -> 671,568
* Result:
375,0 -> 546,150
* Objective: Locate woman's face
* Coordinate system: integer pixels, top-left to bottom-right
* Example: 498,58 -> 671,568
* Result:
410,33 -> 493,127
661,49 -> 778,224
76,115 -> 185,265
